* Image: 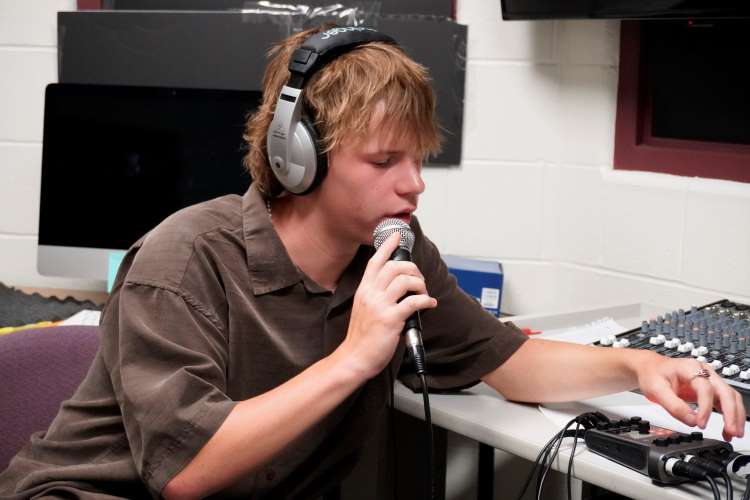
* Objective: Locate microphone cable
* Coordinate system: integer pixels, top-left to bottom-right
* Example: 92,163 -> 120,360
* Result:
721,471 -> 733,500
515,417 -> 577,500
666,457 -> 721,500
373,218 -> 434,499
706,475 -> 722,500
516,412 -> 609,500
417,372 -> 434,500
566,422 -> 582,500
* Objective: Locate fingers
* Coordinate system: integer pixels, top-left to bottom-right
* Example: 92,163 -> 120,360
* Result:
713,380 -> 747,440
648,380 -> 699,427
682,363 -> 746,440
735,391 -> 746,438
692,374 -> 714,428
720,391 -> 746,441
395,293 -> 438,318
374,260 -> 424,291
384,274 -> 428,304
363,232 -> 401,282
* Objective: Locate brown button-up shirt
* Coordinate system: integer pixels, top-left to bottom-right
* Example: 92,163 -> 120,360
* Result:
0,185 -> 527,499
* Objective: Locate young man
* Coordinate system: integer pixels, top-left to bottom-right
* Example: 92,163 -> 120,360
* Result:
0,24 -> 745,499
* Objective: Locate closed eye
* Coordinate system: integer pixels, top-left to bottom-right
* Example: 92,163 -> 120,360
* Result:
371,157 -> 393,167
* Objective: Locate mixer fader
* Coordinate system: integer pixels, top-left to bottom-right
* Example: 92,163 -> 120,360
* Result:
594,299 -> 750,415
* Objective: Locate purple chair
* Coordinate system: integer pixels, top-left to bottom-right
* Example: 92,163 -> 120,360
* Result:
0,326 -> 100,471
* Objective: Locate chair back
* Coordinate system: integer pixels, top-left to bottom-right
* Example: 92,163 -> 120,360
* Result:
0,326 -> 100,471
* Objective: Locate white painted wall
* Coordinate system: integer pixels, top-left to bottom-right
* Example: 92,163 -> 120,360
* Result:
1,0 -> 749,313
0,0 -> 100,290
421,0 -> 750,315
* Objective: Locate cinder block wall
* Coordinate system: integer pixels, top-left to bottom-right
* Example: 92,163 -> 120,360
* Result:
420,0 -> 750,314
1,0 -> 749,313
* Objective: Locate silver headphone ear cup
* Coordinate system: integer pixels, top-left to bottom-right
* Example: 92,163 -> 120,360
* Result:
275,119 -> 317,194
298,115 -> 327,195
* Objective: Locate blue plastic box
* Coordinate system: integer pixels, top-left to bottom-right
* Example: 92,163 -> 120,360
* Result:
442,255 -> 504,317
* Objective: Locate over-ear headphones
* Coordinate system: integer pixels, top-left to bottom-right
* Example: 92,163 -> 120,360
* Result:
266,26 -> 397,195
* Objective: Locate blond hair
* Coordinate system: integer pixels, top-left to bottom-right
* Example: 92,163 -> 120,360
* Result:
242,25 -> 442,197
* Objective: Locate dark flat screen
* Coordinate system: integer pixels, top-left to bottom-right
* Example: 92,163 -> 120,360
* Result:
501,0 -> 750,20
39,83 -> 259,250
647,20 -> 750,145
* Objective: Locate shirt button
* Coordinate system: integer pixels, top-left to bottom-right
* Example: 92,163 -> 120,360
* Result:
265,469 -> 276,481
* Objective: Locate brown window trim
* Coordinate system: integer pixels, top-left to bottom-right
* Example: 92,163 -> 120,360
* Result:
614,21 -> 750,183
77,0 -> 101,9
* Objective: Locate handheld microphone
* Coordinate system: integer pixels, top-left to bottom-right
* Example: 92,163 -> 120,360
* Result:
373,218 -> 427,375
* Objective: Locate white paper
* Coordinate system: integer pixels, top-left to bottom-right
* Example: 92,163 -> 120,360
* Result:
60,309 -> 101,326
538,317 -> 627,345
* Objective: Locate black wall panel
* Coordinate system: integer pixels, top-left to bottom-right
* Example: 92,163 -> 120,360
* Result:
106,0 -> 454,18
58,11 -> 465,164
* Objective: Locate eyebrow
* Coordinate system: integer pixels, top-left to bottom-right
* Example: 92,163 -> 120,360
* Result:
363,149 -> 404,155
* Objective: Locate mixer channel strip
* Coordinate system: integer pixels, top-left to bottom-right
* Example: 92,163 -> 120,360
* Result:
593,299 -> 750,415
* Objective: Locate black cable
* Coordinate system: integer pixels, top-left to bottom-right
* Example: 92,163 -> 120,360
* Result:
515,429 -> 564,500
418,373 -> 434,500
706,475 -> 722,500
722,471 -> 734,500
538,422 -> 568,500
566,423 -> 582,500
516,419 -> 578,500
387,367 -> 397,500
743,477 -> 750,500
537,439 -> 557,497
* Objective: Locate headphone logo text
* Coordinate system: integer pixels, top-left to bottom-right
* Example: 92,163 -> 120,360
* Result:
320,26 -> 376,40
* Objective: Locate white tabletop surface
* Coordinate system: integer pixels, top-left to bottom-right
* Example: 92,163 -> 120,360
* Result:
394,382 -> 745,499
394,301 -> 746,500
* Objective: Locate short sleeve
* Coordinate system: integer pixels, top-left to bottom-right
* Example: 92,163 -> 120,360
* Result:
100,279 -> 237,497
398,219 -> 528,392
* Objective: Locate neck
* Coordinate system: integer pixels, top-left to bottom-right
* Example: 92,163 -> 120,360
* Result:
269,196 -> 360,291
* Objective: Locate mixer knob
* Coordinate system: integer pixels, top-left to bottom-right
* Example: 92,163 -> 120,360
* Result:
677,342 -> 694,353
599,335 -> 614,346
613,339 -> 630,348
691,346 -> 708,357
649,335 -> 666,345
739,370 -> 750,380
722,364 -> 740,376
710,360 -> 723,370
696,356 -> 707,363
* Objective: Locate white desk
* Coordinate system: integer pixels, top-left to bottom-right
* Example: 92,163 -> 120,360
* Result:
394,302 -> 747,500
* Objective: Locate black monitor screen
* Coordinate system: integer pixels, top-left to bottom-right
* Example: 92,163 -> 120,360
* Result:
500,0 -> 750,19
39,83 -> 260,250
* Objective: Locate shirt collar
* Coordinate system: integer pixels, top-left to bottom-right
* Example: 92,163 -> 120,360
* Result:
241,184 -> 375,299
242,185 -> 305,295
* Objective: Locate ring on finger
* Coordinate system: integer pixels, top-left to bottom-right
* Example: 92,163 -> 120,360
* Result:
691,367 -> 711,380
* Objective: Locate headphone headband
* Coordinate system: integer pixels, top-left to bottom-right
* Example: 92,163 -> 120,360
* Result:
267,26 -> 397,195
287,26 -> 397,88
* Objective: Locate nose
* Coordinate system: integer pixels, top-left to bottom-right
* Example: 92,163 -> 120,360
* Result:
395,156 -> 425,196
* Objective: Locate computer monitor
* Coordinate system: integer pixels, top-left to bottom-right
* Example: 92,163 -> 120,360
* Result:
37,83 -> 261,280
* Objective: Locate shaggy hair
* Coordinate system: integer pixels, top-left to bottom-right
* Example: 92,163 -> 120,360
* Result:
242,24 -> 443,197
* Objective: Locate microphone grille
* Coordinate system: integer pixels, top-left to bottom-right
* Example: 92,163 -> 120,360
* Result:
373,218 -> 415,252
